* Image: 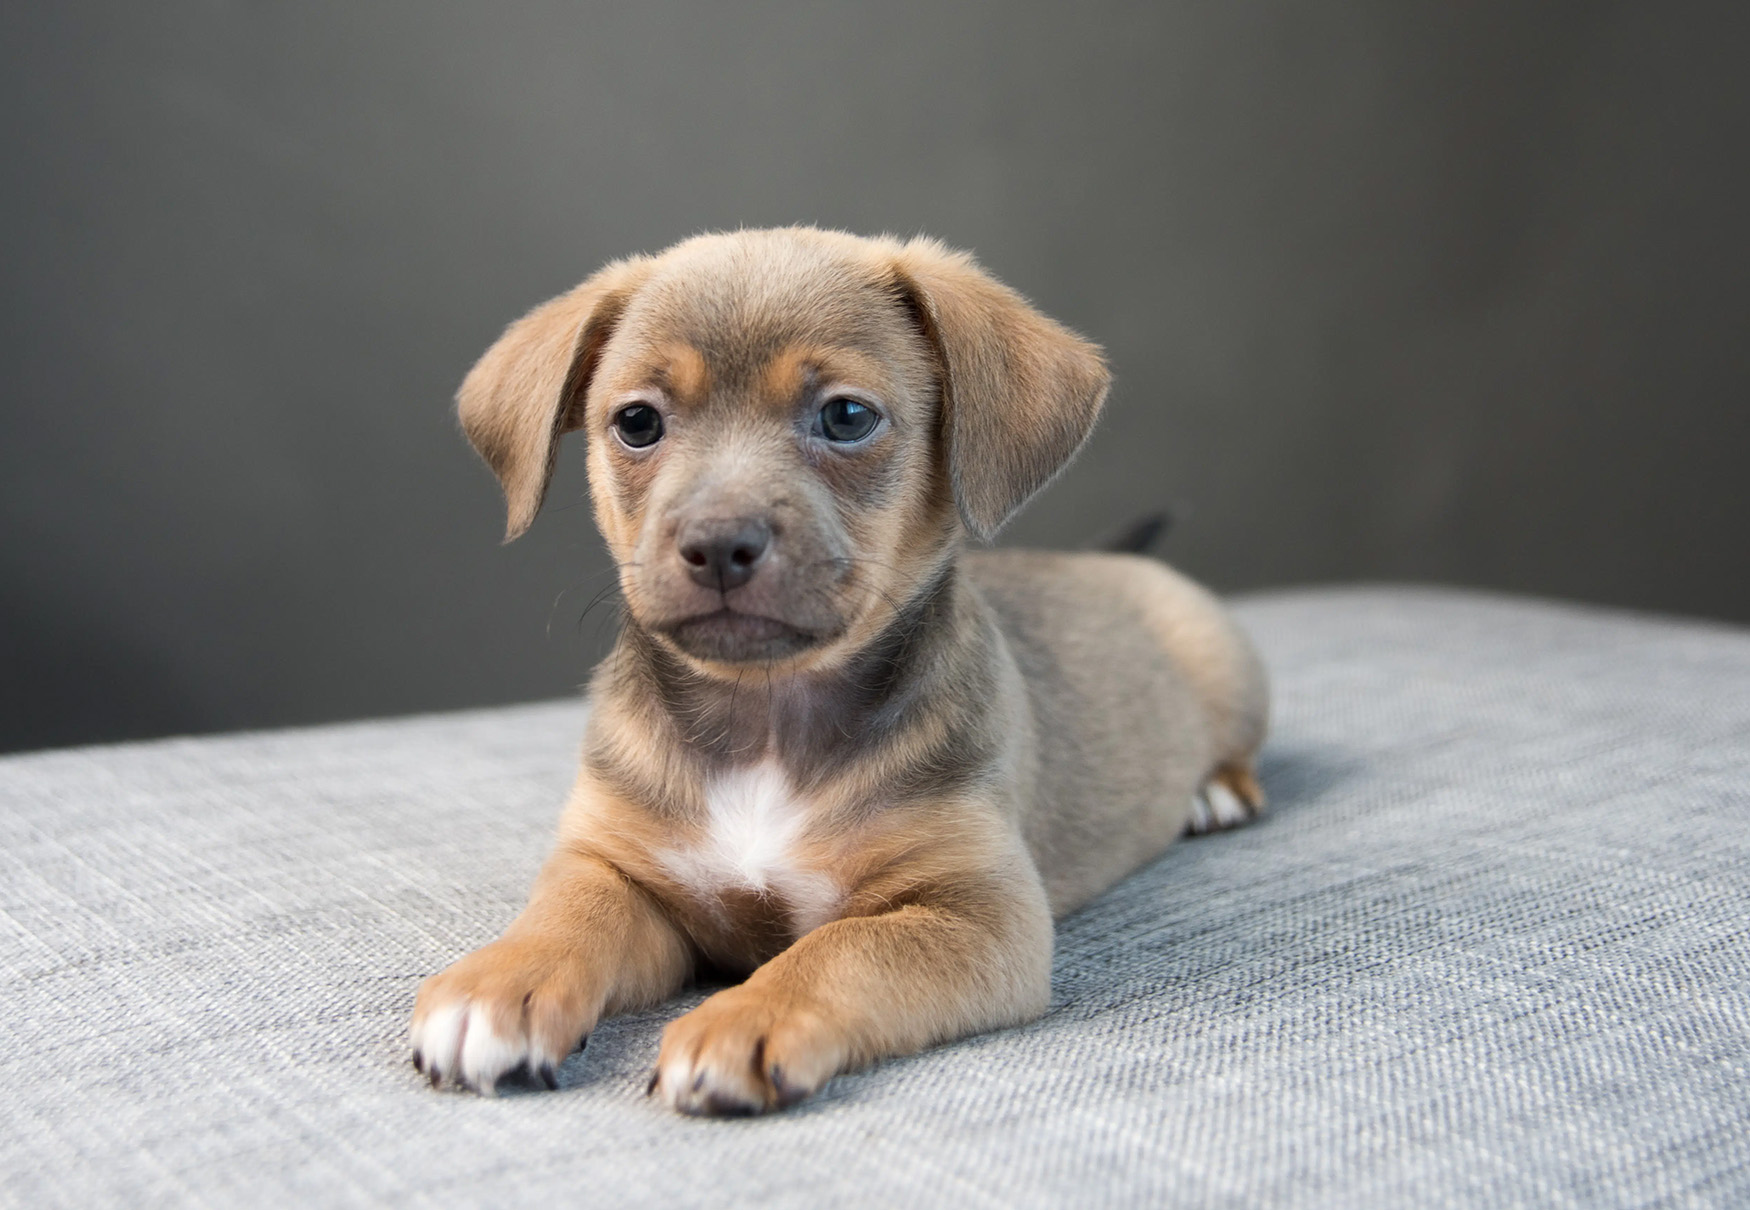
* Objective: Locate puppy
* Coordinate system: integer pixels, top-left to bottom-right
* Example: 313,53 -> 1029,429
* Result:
411,228 -> 1268,1113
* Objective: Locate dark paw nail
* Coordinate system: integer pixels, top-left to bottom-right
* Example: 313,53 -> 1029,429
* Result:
703,1091 -> 758,1117
412,1050 -> 425,1073
576,1033 -> 590,1053
428,1067 -> 442,1089
645,1070 -> 660,1097
540,1063 -> 558,1091
770,1065 -> 807,1108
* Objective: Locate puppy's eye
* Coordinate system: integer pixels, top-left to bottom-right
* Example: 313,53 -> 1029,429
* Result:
612,404 -> 664,449
818,397 -> 879,443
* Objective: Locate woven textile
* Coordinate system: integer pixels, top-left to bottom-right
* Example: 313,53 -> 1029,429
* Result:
3,587 -> 1747,1207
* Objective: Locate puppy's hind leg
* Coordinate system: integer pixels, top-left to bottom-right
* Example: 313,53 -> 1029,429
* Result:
1184,762 -> 1266,836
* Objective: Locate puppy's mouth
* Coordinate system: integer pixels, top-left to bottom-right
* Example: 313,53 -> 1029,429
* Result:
657,608 -> 825,663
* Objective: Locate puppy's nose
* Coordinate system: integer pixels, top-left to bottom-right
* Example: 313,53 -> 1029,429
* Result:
676,517 -> 772,591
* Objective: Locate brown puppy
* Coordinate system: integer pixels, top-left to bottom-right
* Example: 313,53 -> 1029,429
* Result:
410,228 -> 1268,1113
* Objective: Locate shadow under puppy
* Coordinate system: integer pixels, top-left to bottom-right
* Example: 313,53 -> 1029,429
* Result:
411,227 -> 1269,1114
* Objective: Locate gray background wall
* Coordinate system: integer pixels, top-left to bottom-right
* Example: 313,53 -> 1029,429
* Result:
4,2 -> 1747,753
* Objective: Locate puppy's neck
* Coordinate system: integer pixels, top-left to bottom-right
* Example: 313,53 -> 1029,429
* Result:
603,558 -> 978,788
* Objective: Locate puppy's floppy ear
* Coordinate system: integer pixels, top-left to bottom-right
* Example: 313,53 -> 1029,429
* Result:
457,257 -> 651,541
892,239 -> 1110,539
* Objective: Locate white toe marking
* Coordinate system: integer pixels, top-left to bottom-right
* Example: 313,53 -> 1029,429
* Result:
1188,792 -> 1216,833
1205,781 -> 1251,828
415,1002 -> 468,1080
658,1054 -> 697,1111
460,1011 -> 528,1095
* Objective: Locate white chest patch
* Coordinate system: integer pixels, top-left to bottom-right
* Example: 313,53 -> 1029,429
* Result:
656,760 -> 842,936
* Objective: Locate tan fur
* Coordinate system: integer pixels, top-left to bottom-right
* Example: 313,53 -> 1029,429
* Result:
457,255 -> 654,541
412,228 -> 1268,1112
893,241 -> 1110,539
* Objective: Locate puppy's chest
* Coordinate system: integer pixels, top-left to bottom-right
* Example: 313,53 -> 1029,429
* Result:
654,760 -> 842,936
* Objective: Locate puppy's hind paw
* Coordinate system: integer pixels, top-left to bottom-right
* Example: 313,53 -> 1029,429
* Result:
1185,764 -> 1266,836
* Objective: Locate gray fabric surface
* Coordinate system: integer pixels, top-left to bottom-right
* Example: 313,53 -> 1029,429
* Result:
3,586 -> 1747,1208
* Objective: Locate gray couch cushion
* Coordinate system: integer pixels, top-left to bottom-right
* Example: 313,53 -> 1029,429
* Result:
3,587 -> 1747,1208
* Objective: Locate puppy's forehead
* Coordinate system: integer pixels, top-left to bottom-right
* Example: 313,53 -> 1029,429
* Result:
610,232 -> 913,390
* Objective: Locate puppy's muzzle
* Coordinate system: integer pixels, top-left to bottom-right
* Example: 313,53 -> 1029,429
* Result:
677,516 -> 773,592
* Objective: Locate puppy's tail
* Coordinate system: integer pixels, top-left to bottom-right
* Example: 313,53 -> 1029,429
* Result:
1099,510 -> 1174,556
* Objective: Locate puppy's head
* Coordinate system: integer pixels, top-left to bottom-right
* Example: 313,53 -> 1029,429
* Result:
458,228 -> 1107,675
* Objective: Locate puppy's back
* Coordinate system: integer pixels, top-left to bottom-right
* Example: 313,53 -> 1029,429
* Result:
966,550 -> 1267,914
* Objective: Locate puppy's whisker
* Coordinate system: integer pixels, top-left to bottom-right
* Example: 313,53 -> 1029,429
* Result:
591,599 -> 632,650
573,584 -> 625,635
805,556 -> 930,621
546,565 -> 623,639
796,576 -> 911,632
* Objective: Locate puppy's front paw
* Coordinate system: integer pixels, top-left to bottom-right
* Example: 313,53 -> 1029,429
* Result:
410,938 -> 595,1095
649,984 -> 844,1116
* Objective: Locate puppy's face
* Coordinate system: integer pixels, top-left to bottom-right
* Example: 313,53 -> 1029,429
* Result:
457,228 -> 1110,680
582,238 -> 948,671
